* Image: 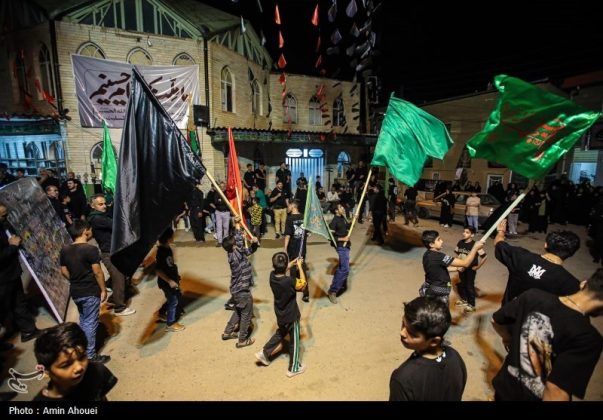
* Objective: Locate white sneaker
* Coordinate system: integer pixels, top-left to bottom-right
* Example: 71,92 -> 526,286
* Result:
255,351 -> 270,366
114,307 -> 136,316
286,364 -> 306,378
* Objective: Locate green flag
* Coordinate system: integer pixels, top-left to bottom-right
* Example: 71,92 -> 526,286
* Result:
188,129 -> 200,155
304,177 -> 336,243
101,120 -> 117,194
371,94 -> 453,186
467,75 -> 601,179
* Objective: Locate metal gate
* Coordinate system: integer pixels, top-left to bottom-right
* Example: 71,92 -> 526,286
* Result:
286,148 -> 324,192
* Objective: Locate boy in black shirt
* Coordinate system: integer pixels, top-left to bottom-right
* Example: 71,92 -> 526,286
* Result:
420,230 -> 483,304
389,296 -> 467,401
454,226 -> 488,312
492,268 -> 603,401
255,252 -> 306,378
33,323 -> 117,401
327,204 -> 351,304
60,220 -> 109,363
156,228 -> 184,332
284,200 -> 310,302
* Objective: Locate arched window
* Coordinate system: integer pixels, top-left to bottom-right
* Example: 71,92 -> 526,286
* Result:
336,151 -> 351,178
25,142 -> 41,159
173,52 -> 195,65
48,141 -> 64,160
221,67 -> 233,112
15,51 -> 28,100
39,44 -> 55,98
309,96 -> 321,125
283,93 -> 297,124
127,47 -> 152,65
90,141 -> 117,176
333,97 -> 345,127
77,42 -> 106,59
251,80 -> 260,115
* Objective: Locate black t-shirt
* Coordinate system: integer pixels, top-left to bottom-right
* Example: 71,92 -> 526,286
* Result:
269,272 -> 300,324
270,188 -> 289,209
492,289 -> 603,400
213,191 -> 229,212
495,242 -> 580,305
254,168 -> 266,190
60,243 -> 101,299
243,171 -> 255,188
455,239 -> 486,267
329,215 -> 351,248
285,213 -> 307,258
405,187 -> 418,201
33,362 -> 117,401
422,250 -> 453,289
156,245 -> 180,284
389,346 -> 467,401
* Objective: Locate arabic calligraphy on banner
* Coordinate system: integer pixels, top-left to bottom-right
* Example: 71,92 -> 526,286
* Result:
72,54 -> 199,129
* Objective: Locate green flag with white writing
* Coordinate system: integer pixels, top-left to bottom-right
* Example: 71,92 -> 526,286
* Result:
304,177 -> 336,243
467,75 -> 601,179
101,120 -> 117,194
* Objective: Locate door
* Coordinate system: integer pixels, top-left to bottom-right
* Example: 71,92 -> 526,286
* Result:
286,148 -> 324,192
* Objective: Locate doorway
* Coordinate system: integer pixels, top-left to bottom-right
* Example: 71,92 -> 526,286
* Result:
285,148 -> 324,192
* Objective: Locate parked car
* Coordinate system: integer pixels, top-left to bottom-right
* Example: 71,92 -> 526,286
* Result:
415,192 -> 501,227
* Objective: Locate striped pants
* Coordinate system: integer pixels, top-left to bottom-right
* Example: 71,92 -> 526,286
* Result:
261,319 -> 302,373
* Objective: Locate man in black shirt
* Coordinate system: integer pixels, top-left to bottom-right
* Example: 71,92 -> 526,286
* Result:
494,220 -> 580,306
275,162 -> 291,191
46,185 -> 71,226
254,162 -> 267,192
403,186 -> 419,226
65,179 -> 88,221
327,204 -> 351,303
390,296 -> 467,401
243,164 -> 256,192
492,268 -> 603,401
270,181 -> 289,239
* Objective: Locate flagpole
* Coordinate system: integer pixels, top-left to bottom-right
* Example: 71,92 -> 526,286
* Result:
343,168 -> 373,247
235,186 -> 248,247
204,170 -> 256,240
480,180 -> 534,241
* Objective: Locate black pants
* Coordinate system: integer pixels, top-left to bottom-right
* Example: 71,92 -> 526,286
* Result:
372,211 -> 386,244
190,212 -> 205,241
0,278 -> 37,335
457,269 -> 476,306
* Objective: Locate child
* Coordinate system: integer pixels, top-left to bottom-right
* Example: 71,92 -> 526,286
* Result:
327,204 -> 351,304
156,227 -> 185,332
249,197 -> 263,241
454,226 -> 488,312
284,199 -> 310,302
222,217 -> 258,348
389,296 -> 467,401
59,219 -> 109,363
33,322 -> 117,401
420,230 -> 483,304
255,252 -> 306,378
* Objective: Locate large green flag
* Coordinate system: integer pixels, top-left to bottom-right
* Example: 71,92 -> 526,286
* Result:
304,177 -> 336,243
101,120 -> 117,194
467,75 -> 601,179
371,94 -> 453,186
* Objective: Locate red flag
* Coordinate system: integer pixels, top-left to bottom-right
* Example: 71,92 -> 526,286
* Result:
311,4 -> 319,26
315,55 -> 322,68
277,53 -> 287,69
315,35 -> 321,52
275,4 -> 281,25
226,128 -> 243,218
278,31 -> 285,48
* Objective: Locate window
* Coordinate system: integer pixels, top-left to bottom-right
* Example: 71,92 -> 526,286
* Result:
251,80 -> 260,115
333,97 -> 345,126
90,141 -> 117,175
309,96 -> 321,125
336,151 -> 351,178
15,51 -> 28,100
77,42 -> 106,59
221,67 -> 233,112
283,94 -> 297,123
173,53 -> 195,65
127,47 -> 152,65
38,44 -> 55,99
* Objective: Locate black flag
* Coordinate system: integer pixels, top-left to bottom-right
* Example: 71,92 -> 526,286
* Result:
110,68 -> 205,276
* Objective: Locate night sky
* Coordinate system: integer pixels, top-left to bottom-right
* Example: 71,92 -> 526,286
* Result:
201,0 -> 602,103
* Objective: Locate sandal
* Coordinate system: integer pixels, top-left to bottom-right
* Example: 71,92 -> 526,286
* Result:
222,332 -> 238,341
235,338 -> 255,348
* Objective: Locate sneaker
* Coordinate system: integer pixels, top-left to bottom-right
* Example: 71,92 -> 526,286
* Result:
302,296 -> 309,303
455,300 -> 467,307
89,354 -> 111,364
286,364 -> 306,378
275,233 -> 281,239
328,293 -> 338,304
224,303 -> 235,311
255,351 -> 271,366
464,305 -> 476,313
165,322 -> 185,332
113,307 -> 136,316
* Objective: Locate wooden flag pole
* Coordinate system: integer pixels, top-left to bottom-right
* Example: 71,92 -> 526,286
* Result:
343,168 -> 373,246
480,180 -> 534,242
204,170 -> 256,240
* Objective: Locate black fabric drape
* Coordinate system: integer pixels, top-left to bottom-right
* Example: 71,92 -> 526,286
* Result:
110,68 -> 205,276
